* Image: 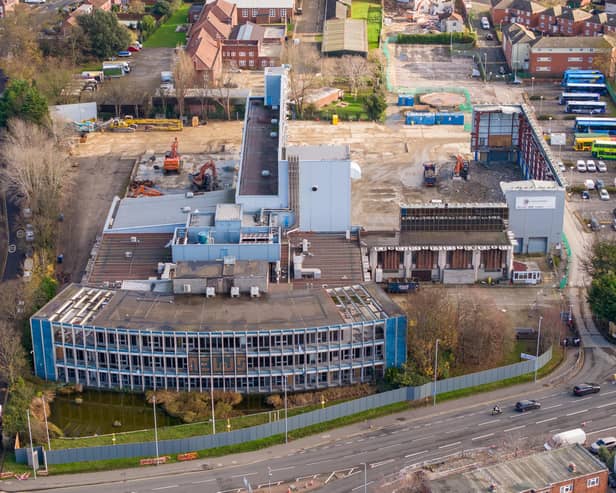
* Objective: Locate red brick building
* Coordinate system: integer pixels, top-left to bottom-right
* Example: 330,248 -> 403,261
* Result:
491,0 -> 546,27
0,0 -> 19,18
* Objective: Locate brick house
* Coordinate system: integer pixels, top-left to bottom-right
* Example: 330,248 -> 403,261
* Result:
602,13 -> 616,34
585,13 -> 611,36
224,23 -> 285,69
206,0 -> 294,24
0,0 -> 18,18
555,7 -> 592,36
86,0 -> 113,11
502,22 -> 535,71
491,0 -> 546,27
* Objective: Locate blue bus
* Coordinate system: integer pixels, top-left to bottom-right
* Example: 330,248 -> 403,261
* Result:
565,101 -> 607,115
562,73 -> 605,86
564,82 -> 607,95
574,117 -> 616,134
559,92 -> 601,105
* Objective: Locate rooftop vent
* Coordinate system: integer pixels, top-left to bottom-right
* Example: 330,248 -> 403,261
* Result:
124,251 -> 133,258
250,286 -> 260,298
130,236 -> 138,243
230,286 -> 240,298
206,287 -> 215,298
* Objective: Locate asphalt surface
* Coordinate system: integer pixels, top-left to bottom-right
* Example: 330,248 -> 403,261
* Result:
2,197 -> 22,281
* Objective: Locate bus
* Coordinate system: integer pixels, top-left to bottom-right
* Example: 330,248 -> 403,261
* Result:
574,117 -> 616,134
562,73 -> 605,86
559,92 -> 601,105
565,101 -> 607,115
564,82 -> 607,95
591,140 -> 616,159
573,133 -> 616,151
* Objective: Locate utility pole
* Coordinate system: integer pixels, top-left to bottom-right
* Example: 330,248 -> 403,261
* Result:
361,462 -> 367,493
42,395 -> 51,451
433,339 -> 440,406
27,410 -> 37,480
153,395 -> 160,464
211,374 -> 216,434
534,316 -> 543,383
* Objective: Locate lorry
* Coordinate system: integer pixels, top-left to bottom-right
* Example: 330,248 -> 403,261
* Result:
102,61 -> 131,78
544,428 -> 586,450
423,162 -> 437,186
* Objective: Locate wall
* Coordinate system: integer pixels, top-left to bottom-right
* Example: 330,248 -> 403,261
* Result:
30,319 -> 56,381
19,347 -> 553,465
171,242 -> 281,262
50,102 -> 98,123
299,160 -> 351,232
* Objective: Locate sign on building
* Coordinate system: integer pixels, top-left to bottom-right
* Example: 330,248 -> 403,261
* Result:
550,133 -> 566,146
515,196 -> 556,210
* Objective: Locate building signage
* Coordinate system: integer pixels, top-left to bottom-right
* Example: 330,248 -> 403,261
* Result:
515,196 -> 556,210
550,133 -> 566,146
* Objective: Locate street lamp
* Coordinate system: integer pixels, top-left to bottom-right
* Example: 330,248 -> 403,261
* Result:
534,316 -> 543,383
484,53 -> 488,83
211,374 -> 216,434
284,378 -> 288,444
433,339 -> 440,407
268,466 -> 272,493
531,76 -> 535,96
361,462 -> 367,493
548,116 -> 553,135
153,394 -> 160,464
539,96 -> 544,117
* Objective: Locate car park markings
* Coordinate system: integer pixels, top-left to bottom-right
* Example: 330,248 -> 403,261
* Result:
566,409 -> 588,416
503,425 -> 525,433
536,417 -> 558,424
472,433 -> 494,441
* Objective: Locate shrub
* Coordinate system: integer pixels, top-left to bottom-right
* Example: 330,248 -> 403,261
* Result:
397,32 -> 476,45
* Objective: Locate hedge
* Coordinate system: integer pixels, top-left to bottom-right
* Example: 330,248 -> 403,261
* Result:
396,32 -> 476,45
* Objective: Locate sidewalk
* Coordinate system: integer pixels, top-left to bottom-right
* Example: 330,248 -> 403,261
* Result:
0,348 -> 581,492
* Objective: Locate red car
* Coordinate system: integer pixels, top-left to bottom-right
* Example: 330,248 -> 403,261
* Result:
128,45 -> 141,52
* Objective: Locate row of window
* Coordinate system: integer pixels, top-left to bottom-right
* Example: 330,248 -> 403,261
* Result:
559,476 -> 600,492
224,51 -> 255,58
240,8 -> 287,18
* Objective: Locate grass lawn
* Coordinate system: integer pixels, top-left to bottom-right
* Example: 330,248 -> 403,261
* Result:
143,3 -> 190,48
351,0 -> 382,49
318,94 -> 370,121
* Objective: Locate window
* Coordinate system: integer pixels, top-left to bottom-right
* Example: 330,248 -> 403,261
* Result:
252,8 -> 258,16
537,56 -> 552,61
248,59 -> 255,67
560,485 -> 573,493
239,59 -> 246,66
239,51 -> 246,57
587,477 -> 600,487
536,66 -> 551,71
568,56 -> 582,61
269,8 -> 276,17
242,8 -> 248,17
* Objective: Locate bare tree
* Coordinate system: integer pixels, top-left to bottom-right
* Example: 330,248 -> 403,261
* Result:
282,43 -> 323,119
98,78 -> 132,117
0,5 -> 43,80
197,70 -> 212,121
339,56 -> 369,100
173,50 -> 196,120
212,63 -> 238,121
0,320 -> 27,385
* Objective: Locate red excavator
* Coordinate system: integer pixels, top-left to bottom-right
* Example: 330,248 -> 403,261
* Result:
190,160 -> 219,191
128,180 -> 164,197
453,155 -> 470,181
163,137 -> 181,174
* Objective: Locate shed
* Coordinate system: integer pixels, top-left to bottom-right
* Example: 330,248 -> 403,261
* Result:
321,18 -> 368,57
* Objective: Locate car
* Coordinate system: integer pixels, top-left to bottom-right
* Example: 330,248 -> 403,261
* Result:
481,16 -> 490,29
587,159 -> 597,172
25,224 -> 34,242
596,179 -> 605,190
609,472 -> 616,488
485,33 -> 494,40
556,160 -> 566,172
598,160 -> 608,172
573,383 -> 601,396
577,160 -> 587,172
590,436 -> 616,454
515,399 -> 541,412
600,188 -> 610,201
128,45 -> 141,52
117,51 -> 132,57
581,190 -> 590,200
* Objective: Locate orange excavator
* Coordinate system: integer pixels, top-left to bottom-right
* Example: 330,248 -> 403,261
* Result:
163,137 -> 182,174
453,155 -> 470,181
190,160 -> 219,191
128,180 -> 164,197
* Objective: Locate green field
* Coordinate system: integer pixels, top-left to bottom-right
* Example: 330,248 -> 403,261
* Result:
351,0 -> 382,50
143,3 -> 190,48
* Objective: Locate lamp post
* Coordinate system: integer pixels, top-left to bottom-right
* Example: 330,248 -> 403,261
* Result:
534,316 -> 543,383
268,466 -> 272,493
484,53 -> 488,83
284,378 -> 288,444
433,339 -> 440,407
361,462 -> 367,493
531,76 -> 535,96
42,394 -> 51,451
153,394 -> 160,464
539,95 -> 544,116
211,374 -> 216,434
548,116 -> 553,135
27,409 -> 37,480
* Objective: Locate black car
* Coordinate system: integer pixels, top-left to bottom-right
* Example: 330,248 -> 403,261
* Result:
608,472 -> 616,488
573,383 -> 601,396
515,400 -> 541,412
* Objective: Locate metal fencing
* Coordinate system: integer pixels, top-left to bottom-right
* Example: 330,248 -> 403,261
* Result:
16,348 -> 552,466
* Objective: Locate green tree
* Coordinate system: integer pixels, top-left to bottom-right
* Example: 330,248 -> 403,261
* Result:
588,271 -> 616,323
3,377 -> 35,436
77,10 -> 132,59
151,0 -> 172,17
585,241 -> 616,278
363,90 -> 387,122
141,14 -> 156,37
0,79 -> 49,127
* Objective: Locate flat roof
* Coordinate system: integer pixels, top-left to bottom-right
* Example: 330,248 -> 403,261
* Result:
361,230 -> 513,248
500,179 -> 563,191
216,203 -> 242,221
175,259 -> 268,278
239,98 -> 279,196
430,445 -> 607,493
35,283 -> 399,331
287,144 -> 350,161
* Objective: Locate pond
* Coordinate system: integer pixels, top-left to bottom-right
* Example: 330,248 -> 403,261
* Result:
50,390 -> 181,437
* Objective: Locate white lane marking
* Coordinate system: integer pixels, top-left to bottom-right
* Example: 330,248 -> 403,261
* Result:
371,459 -> 395,468
587,425 -> 616,436
306,459 -> 331,466
536,417 -> 558,424
231,472 -> 258,478
404,450 -> 427,458
597,401 -> 616,409
549,429 -> 561,433
543,404 -> 563,410
438,441 -> 461,449
192,479 -> 216,484
414,436 -> 432,442
352,481 -> 374,491
566,409 -> 588,416
472,433 -> 494,441
380,443 -> 399,450
478,419 -> 500,426
503,425 -> 526,433
357,438 -> 365,442
152,486 -> 179,491
270,466 -> 295,472
601,390 -> 616,396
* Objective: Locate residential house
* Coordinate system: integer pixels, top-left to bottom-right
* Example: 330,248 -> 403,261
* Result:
224,23 -> 285,69
86,0 -> 113,11
584,12 -> 610,36
206,0 -> 294,24
502,22 -> 535,72
189,3 -> 204,22
602,13 -> 616,34
555,7 -> 592,36
429,445 -> 608,493
0,0 -> 18,19
536,5 -> 563,35
491,0 -> 546,28
440,11 -> 464,32
62,3 -> 93,36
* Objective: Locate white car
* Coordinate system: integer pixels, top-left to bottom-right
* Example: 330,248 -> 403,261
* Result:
597,160 -> 608,172
590,436 -> 616,453
481,16 -> 490,29
556,160 -> 566,172
577,160 -> 587,172
586,159 -> 597,172
600,188 -> 610,201
24,0 -> 46,4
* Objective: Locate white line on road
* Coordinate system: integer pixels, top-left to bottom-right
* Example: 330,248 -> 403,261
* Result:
306,459 -> 332,467
192,479 -> 216,484
413,436 -> 431,442
472,433 -> 494,441
404,450 -> 427,458
231,472 -> 258,478
352,481 -> 374,491
503,425 -> 526,433
152,486 -> 179,491
543,404 -> 563,410
438,441 -> 461,449
536,417 -> 558,424
381,443 -> 399,450
371,459 -> 395,468
587,425 -> 616,436
478,419 -> 500,426
566,409 -> 588,416
596,401 -> 616,409
270,466 -> 295,472
601,390 -> 616,396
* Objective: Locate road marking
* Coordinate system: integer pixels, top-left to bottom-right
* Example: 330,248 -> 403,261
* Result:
536,417 -> 558,424
413,436 -> 431,442
152,486 -> 179,491
404,450 -> 427,458
478,419 -> 500,426
472,433 -> 494,441
371,459 -> 395,468
357,438 -> 365,442
306,459 -> 331,466
381,443 -> 399,450
566,409 -> 588,416
192,479 -> 216,484
503,425 -> 526,433
352,481 -> 374,491
587,425 -> 616,436
543,404 -> 563,410
270,466 -> 295,472
438,441 -> 461,449
596,401 -> 616,409
601,390 -> 616,396
231,472 -> 258,478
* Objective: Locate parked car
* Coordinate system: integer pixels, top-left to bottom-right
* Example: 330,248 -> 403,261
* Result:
577,160 -> 587,172
117,51 -> 132,57
498,66 -> 506,75
128,45 -> 141,52
598,160 -> 607,172
590,436 -> 616,454
596,179 -> 605,190
581,190 -> 590,200
587,159 -> 597,172
556,160 -> 566,172
600,188 -> 610,201
609,472 -> 616,488
515,399 -> 541,412
573,383 -> 600,396
481,16 -> 490,29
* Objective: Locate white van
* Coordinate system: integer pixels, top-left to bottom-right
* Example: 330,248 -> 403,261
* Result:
481,17 -> 490,29
544,428 -> 586,450
585,179 -> 596,190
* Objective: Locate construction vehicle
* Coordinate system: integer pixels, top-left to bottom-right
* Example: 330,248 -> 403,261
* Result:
163,137 -> 182,174
108,118 -> 183,132
127,180 -> 164,197
190,160 -> 219,191
453,155 -> 470,181
423,162 -> 436,187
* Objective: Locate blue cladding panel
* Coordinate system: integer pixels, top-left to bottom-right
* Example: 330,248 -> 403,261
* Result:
385,316 -> 407,368
398,95 -> 414,106
31,318 -> 56,381
406,113 -> 436,125
435,112 -> 464,125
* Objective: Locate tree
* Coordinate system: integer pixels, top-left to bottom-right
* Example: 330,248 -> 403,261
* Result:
98,77 -> 133,117
212,64 -> 238,121
339,56 -> 369,100
583,240 -> 616,278
151,0 -> 172,17
0,5 -> 42,80
367,49 -> 386,89
364,89 -> 387,121
197,70 -> 212,120
0,321 -> 27,385
35,58 -> 74,106
282,43 -> 323,119
77,10 -> 132,60
141,14 -> 156,38
0,79 -> 49,128
129,0 -> 145,14
588,271 -> 616,323
173,50 -> 196,119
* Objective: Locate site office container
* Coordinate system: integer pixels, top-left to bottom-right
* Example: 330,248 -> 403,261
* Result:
435,112 -> 465,125
398,95 -> 415,106
405,112 -> 436,125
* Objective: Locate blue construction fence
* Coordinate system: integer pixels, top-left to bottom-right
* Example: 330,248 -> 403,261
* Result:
17,348 -> 552,466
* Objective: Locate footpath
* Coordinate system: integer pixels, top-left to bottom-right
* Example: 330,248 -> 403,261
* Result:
0,348 -> 582,492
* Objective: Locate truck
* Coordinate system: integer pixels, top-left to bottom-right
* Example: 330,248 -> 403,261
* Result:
423,162 -> 437,186
102,61 -> 131,78
386,278 -> 420,293
544,428 -> 586,450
